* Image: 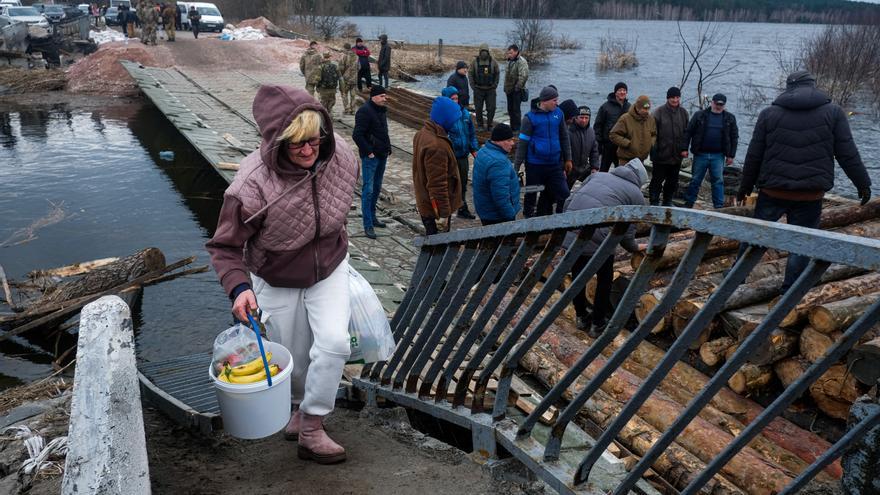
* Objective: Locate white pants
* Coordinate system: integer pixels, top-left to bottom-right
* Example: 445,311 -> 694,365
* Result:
252,257 -> 351,416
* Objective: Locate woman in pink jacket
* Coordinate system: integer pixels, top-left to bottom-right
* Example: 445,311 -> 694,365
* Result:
207,85 -> 359,464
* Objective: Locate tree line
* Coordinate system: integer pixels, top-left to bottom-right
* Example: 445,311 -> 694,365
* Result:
212,0 -> 880,24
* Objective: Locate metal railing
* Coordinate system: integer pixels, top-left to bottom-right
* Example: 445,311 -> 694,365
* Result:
352,206 -> 880,494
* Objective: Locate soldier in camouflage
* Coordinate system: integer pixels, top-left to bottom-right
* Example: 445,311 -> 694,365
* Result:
338,43 -> 359,115
316,52 -> 340,114
299,41 -> 323,96
139,0 -> 158,45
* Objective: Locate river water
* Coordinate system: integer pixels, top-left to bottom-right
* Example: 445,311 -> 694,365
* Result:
354,16 -> 880,198
1,18 -> 879,387
0,102 -> 233,388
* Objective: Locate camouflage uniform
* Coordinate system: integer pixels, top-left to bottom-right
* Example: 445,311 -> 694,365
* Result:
161,4 -> 176,42
299,46 -> 323,96
316,54 -> 339,113
338,44 -> 359,114
140,1 -> 158,45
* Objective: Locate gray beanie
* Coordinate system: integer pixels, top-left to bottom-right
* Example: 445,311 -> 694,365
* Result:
786,70 -> 817,88
539,85 -> 559,102
626,158 -> 649,186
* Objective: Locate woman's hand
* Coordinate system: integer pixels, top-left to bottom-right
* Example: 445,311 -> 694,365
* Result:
232,289 -> 258,322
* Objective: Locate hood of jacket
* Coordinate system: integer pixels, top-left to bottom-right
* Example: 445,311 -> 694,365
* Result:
253,84 -> 336,178
611,159 -> 644,187
478,43 -> 490,60
773,85 -> 831,111
626,102 -> 648,121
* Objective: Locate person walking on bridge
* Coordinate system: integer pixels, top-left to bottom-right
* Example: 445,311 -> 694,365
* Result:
161,2 -> 176,42
737,70 -> 872,292
352,86 -> 391,240
504,44 -> 529,132
338,42 -> 358,115
300,41 -> 323,97
187,5 -> 200,39
412,97 -> 463,235
139,0 -> 158,45
316,52 -> 340,114
377,34 -> 392,88
594,82 -> 630,172
469,44 -> 499,131
206,85 -> 359,465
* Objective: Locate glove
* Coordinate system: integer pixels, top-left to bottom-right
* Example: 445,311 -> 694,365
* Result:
859,187 -> 872,206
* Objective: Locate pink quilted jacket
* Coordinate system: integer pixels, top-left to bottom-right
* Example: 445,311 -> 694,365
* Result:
207,85 -> 359,294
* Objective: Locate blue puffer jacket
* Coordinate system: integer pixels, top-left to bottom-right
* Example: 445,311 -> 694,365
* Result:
447,107 -> 479,158
472,142 -> 521,222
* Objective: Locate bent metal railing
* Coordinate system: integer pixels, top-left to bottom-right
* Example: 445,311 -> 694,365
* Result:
352,206 -> 880,494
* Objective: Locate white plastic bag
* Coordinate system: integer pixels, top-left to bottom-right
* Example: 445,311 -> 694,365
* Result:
211,323 -> 261,374
347,266 -> 396,364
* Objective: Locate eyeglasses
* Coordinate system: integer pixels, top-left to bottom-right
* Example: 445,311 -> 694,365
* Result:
286,134 -> 325,151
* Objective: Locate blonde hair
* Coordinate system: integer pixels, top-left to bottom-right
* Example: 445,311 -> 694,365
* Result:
277,110 -> 324,144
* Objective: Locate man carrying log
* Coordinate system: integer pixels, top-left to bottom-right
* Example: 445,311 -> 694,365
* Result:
737,70 -> 872,292
565,158 -> 648,335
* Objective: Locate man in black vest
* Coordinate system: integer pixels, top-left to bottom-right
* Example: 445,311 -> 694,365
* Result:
469,44 -> 500,131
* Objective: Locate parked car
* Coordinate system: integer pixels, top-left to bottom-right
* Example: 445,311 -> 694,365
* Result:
42,4 -> 68,22
0,5 -> 50,27
103,5 -> 119,25
184,2 -> 223,32
0,0 -> 23,6
76,3 -> 89,16
109,0 -> 130,8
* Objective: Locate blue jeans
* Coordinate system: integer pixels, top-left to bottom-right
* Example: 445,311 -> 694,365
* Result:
361,155 -> 387,229
685,152 -> 725,208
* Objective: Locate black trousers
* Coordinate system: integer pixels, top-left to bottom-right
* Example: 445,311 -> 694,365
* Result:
572,253 -> 615,324
523,163 -> 570,218
357,66 -> 372,91
506,89 -> 522,131
192,21 -> 200,38
456,156 -> 469,209
648,161 -> 682,205
599,142 -> 618,172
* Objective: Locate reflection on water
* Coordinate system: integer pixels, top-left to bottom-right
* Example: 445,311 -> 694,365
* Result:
0,102 -> 233,388
354,16 -> 878,198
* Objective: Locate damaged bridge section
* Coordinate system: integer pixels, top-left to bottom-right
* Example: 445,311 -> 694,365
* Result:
353,206 -> 880,494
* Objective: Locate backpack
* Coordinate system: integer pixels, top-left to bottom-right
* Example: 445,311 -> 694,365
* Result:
318,62 -> 339,89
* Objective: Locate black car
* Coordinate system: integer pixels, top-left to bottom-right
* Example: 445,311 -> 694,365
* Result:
103,6 -> 119,25
42,4 -> 67,22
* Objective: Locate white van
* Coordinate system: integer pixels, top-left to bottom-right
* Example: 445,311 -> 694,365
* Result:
180,2 -> 223,32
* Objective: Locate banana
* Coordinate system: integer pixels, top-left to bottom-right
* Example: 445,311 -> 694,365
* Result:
217,364 -> 232,383
230,352 -> 273,376
228,364 -> 281,384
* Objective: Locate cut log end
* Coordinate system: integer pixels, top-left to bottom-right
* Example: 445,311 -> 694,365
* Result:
700,337 -> 737,367
728,363 -> 773,395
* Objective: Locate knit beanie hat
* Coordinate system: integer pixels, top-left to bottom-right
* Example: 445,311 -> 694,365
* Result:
490,123 -> 514,142
441,86 -> 458,98
455,60 -> 467,70
626,158 -> 649,186
539,85 -> 559,102
430,97 -> 461,132
578,105 -> 591,116
635,95 -> 651,110
370,85 -> 387,97
559,99 -> 578,120
614,81 -> 628,92
666,86 -> 681,99
786,70 -> 817,88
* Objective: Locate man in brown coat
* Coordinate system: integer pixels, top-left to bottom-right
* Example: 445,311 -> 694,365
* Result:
610,95 -> 656,165
649,87 -> 689,205
412,96 -> 463,235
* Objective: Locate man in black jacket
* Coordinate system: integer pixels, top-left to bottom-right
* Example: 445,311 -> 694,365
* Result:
447,61 -> 470,107
593,82 -> 630,172
650,86 -> 689,205
567,105 -> 599,190
377,34 -> 391,88
682,93 -> 738,208
738,70 -> 871,291
352,86 -> 392,240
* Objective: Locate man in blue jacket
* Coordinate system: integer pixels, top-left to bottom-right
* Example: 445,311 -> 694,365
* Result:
441,86 -> 480,219
514,85 -> 573,218
473,124 -> 521,225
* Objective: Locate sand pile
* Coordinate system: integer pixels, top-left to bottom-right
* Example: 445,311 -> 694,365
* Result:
236,16 -> 276,32
66,43 -> 172,95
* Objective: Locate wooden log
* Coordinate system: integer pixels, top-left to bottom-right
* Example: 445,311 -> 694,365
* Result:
774,356 -> 810,391
778,273 -> 880,328
808,364 -> 866,420
750,329 -> 799,366
846,337 -> 880,386
536,329 -> 795,494
800,326 -> 841,364
809,293 -> 880,334
26,256 -> 120,279
700,336 -> 737,367
728,363 -> 773,395
520,346 -> 746,494
635,289 -> 669,334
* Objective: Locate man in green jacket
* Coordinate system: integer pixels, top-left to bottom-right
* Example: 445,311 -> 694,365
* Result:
469,44 -> 500,131
503,44 -> 529,132
610,95 -> 656,165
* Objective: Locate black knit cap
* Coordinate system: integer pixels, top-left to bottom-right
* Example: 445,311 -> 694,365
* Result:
455,60 -> 467,70
370,85 -> 386,97
491,123 -> 514,141
559,99 -> 578,120
666,86 -> 681,98
614,81 -> 628,92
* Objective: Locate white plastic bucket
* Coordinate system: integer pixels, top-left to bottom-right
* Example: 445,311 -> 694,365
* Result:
210,341 -> 293,439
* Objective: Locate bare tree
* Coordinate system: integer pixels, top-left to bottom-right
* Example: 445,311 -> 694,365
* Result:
596,32 -> 638,71
802,25 -> 880,106
677,21 -> 740,110
507,17 -> 553,64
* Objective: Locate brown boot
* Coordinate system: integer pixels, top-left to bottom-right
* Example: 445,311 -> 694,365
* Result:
297,413 -> 346,464
283,407 -> 302,441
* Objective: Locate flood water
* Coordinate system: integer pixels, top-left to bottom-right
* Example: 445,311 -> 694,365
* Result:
0,102 -> 233,388
354,16 -> 880,198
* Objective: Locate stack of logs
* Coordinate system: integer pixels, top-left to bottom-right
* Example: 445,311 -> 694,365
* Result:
620,199 -> 880,421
